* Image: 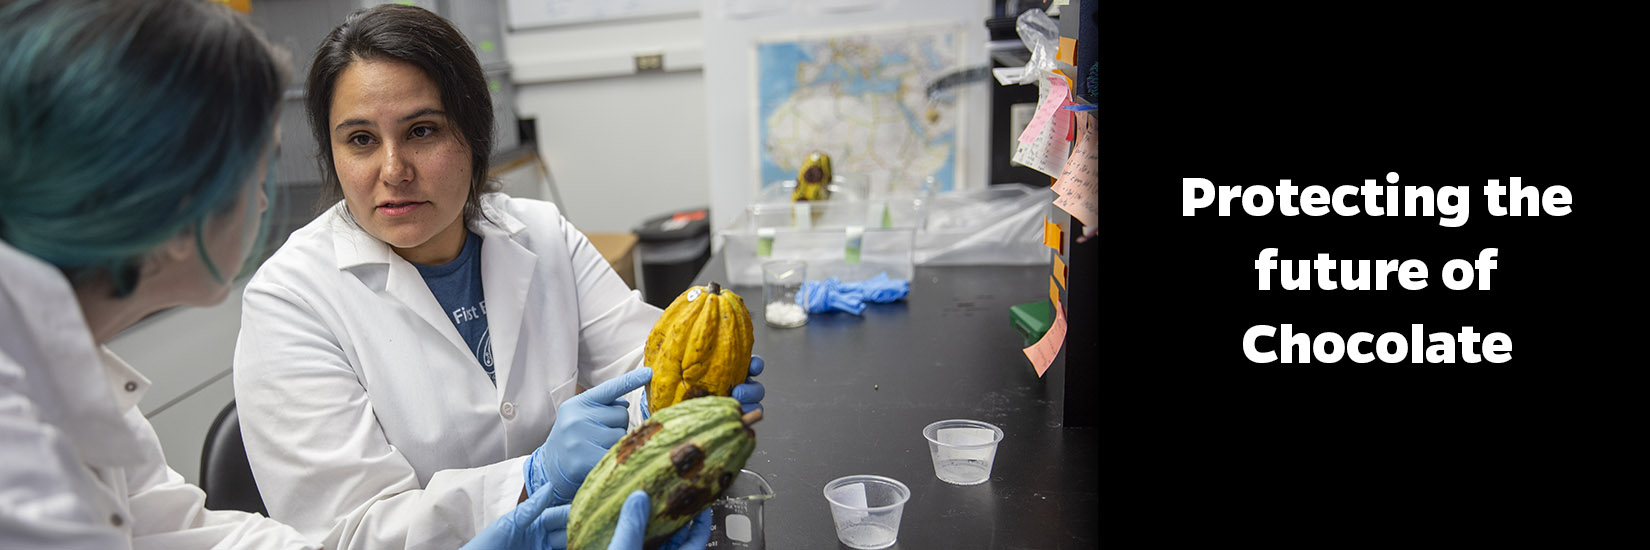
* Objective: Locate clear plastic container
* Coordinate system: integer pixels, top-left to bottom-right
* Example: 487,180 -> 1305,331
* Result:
822,475 -> 910,550
922,419 -> 1004,486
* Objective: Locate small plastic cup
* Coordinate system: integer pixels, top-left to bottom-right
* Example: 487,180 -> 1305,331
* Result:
708,469 -> 775,549
762,260 -> 807,328
822,475 -> 909,550
922,419 -> 1004,486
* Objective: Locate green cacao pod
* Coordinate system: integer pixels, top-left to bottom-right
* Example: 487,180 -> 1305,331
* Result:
568,396 -> 761,550
644,282 -> 753,415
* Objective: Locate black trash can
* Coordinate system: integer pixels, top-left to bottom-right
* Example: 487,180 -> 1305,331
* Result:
634,207 -> 712,309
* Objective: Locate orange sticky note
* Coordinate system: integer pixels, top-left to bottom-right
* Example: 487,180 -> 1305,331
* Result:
1058,37 -> 1078,66
1023,301 -> 1068,377
1043,218 -> 1063,254
1053,254 -> 1068,289
1049,275 -> 1061,305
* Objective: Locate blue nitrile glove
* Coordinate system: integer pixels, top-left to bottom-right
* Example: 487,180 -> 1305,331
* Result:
459,483 -> 566,550
799,272 -> 910,315
800,278 -> 866,315
732,355 -> 765,414
526,368 -> 654,505
608,490 -> 713,550
855,272 -> 910,303
642,355 -> 764,418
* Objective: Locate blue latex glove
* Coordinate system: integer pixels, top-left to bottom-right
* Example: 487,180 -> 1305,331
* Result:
526,368 -> 653,505
608,490 -> 713,550
856,272 -> 910,303
732,355 -> 765,414
642,355 -> 765,418
459,483 -> 566,550
799,272 -> 910,315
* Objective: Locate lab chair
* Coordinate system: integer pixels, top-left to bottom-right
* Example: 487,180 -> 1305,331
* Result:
199,401 -> 269,516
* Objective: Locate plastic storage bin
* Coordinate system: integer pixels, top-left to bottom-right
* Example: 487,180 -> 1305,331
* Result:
718,176 -> 931,286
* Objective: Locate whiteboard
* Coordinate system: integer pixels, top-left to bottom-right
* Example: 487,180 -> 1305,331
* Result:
505,0 -> 698,29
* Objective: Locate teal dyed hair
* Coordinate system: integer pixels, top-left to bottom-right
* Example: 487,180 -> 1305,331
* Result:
0,0 -> 290,297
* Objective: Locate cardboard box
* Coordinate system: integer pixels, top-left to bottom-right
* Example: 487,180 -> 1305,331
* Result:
585,232 -> 638,290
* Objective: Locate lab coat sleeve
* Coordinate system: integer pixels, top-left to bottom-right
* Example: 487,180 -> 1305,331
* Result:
122,409 -> 320,550
235,281 -> 525,550
0,373 -> 130,550
554,206 -> 661,424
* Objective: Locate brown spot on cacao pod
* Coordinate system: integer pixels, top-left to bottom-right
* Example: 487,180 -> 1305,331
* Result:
615,421 -> 663,465
670,442 -> 705,478
685,386 -> 711,399
803,165 -> 823,183
661,480 -> 715,521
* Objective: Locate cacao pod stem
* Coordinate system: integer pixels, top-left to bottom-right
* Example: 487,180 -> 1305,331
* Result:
740,409 -> 763,427
708,281 -> 722,295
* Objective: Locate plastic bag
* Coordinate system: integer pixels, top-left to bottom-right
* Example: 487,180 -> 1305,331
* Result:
1011,8 -> 1062,85
914,184 -> 1052,266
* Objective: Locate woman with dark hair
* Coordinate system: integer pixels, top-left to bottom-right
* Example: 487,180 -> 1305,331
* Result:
232,4 -> 749,549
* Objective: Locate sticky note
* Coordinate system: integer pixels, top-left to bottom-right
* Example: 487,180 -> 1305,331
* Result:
1053,254 -> 1068,289
1018,77 -> 1071,145
756,227 -> 775,257
1042,217 -> 1063,254
844,226 -> 863,264
1058,37 -> 1077,66
1052,113 -> 1098,228
1023,301 -> 1068,377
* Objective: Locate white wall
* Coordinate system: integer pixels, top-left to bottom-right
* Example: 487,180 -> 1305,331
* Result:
505,17 -> 709,234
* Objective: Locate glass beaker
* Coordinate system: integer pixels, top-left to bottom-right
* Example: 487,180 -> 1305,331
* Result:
762,260 -> 807,328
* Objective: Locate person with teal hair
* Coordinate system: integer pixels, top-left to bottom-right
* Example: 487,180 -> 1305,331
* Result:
0,0 -> 605,548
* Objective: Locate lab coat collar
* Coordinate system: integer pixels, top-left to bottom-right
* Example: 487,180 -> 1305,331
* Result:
324,195 -> 537,393
0,241 -> 148,469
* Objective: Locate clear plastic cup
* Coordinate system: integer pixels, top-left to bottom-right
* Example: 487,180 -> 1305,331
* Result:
708,469 -> 774,549
762,260 -> 807,328
822,475 -> 909,550
922,419 -> 1004,486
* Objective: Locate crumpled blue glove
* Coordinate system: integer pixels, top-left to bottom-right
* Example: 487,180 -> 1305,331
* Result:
608,490 -> 713,550
459,482 -> 566,550
799,272 -> 910,315
641,355 -> 765,418
526,367 -> 654,505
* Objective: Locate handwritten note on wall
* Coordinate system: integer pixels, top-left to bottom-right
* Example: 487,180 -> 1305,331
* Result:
1052,112 -> 1097,227
1023,301 -> 1068,377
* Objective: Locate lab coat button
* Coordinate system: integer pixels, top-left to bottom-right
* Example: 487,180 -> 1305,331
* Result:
110,514 -> 124,527
500,402 -> 516,420
124,381 -> 138,392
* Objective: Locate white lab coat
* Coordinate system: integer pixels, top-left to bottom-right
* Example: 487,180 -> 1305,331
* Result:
0,241 -> 318,550
233,193 -> 660,549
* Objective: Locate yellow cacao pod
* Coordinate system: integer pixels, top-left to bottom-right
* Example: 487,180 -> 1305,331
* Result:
791,151 -> 832,202
645,281 -> 754,415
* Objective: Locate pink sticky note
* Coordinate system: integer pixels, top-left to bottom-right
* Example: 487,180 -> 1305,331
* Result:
1023,301 -> 1068,377
1052,113 -> 1098,228
1018,76 -> 1071,144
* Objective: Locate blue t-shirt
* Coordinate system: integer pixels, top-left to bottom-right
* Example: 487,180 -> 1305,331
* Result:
414,231 -> 494,383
